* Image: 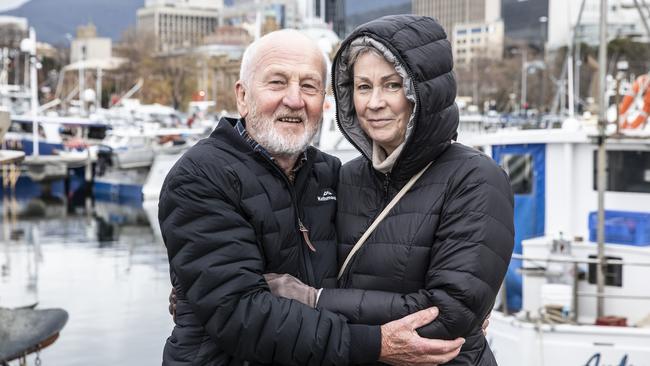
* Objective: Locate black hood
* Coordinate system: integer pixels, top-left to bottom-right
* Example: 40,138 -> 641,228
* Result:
332,14 -> 459,183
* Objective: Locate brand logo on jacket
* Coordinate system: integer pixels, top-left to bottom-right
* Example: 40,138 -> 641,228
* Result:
317,189 -> 336,202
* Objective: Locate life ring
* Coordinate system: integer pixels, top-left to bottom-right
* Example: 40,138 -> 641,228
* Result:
619,74 -> 650,129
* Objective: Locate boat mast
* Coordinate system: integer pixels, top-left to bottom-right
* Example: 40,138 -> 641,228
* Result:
595,0 -> 608,318
631,0 -> 650,38
572,0 -> 588,116
28,27 -> 39,157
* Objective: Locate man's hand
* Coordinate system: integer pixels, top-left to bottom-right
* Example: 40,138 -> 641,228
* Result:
379,307 -> 464,366
168,287 -> 176,323
263,273 -> 319,307
482,313 -> 490,336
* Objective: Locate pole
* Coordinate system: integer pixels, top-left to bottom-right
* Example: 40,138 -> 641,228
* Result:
96,67 -> 103,110
29,27 -> 39,157
632,0 -> 650,38
320,0 -> 325,23
574,0 -> 588,115
79,45 -> 86,116
520,47 -> 528,115
568,52 -> 575,117
255,0 -> 261,41
596,0 -> 608,319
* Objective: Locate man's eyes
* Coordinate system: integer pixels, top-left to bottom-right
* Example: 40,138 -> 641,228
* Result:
267,79 -> 321,94
300,83 -> 320,93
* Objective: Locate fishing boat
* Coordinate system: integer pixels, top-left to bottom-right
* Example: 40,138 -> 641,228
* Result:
461,121 -> 650,365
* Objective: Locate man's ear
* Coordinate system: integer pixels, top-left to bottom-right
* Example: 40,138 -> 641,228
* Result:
235,80 -> 249,118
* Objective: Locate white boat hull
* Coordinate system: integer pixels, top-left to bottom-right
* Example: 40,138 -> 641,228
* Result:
488,310 -> 650,366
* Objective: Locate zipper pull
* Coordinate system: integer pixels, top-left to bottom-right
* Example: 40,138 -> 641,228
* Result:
298,219 -> 316,252
383,173 -> 391,196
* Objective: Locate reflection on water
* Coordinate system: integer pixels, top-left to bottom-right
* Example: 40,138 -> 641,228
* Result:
0,196 -> 173,365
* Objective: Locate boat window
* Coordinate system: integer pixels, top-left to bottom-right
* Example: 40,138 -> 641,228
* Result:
500,153 -> 533,194
593,150 -> 650,193
587,255 -> 623,287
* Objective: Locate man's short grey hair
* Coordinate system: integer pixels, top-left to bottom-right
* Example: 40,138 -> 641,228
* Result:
239,29 -> 329,88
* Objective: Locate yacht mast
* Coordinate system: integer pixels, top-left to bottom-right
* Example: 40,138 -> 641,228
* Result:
595,0 -> 608,318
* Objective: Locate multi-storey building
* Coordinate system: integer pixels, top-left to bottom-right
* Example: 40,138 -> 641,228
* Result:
502,0 -> 549,51
71,23 -> 112,63
547,0 -> 650,49
413,0 -> 503,65
137,0 -> 223,52
0,16 -> 28,49
412,0 -> 500,37
338,0 -> 410,37
453,20 -> 504,66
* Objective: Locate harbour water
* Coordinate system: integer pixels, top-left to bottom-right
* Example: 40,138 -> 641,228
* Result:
0,196 -> 173,365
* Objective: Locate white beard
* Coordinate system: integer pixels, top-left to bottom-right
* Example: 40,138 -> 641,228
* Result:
246,103 -> 321,157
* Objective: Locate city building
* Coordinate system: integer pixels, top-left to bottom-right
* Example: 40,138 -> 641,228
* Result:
0,15 -> 28,49
453,20 -> 504,66
413,0 -> 503,64
137,0 -> 223,52
547,0 -> 650,49
501,0 -> 549,51
412,0 -> 501,38
337,0 -> 410,38
70,23 -> 112,63
315,0 -> 341,32
223,0 -> 285,33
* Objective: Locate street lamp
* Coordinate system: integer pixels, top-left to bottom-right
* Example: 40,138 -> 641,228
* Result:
513,46 -> 545,117
539,16 -> 548,52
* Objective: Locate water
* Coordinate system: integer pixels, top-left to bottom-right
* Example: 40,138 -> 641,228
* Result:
0,197 -> 174,365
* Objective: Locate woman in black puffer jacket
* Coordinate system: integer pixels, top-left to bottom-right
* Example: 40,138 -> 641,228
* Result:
268,15 -> 514,365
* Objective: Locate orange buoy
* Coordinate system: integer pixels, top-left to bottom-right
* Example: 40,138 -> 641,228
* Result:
619,74 -> 650,129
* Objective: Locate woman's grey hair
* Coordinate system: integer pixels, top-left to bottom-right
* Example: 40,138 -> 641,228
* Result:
239,29 -> 329,88
347,44 -> 385,72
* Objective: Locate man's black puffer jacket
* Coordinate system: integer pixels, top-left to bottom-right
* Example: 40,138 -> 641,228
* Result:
317,15 -> 514,365
159,118 -> 381,365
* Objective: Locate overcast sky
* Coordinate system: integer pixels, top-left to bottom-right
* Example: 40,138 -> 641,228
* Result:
0,0 -> 30,12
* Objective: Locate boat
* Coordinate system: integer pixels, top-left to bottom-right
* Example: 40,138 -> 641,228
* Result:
94,125 -> 206,203
461,118 -> 650,365
0,307 -> 69,364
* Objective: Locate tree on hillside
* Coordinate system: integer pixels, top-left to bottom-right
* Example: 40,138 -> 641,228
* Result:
113,28 -> 196,110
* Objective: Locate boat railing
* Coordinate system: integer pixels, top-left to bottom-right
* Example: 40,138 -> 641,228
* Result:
508,253 -> 650,323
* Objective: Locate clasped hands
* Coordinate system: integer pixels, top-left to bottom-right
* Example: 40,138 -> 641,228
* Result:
168,273 -> 492,366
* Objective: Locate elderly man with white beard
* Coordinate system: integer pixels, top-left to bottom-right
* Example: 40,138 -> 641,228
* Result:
158,29 -> 465,366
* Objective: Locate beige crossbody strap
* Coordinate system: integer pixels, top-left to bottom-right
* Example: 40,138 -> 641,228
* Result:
337,161 -> 433,280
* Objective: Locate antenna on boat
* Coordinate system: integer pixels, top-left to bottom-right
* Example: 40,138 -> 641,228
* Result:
595,0 -> 608,318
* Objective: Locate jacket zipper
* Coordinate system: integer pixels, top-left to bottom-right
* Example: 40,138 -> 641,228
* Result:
341,171 -> 392,287
257,152 -> 316,286
382,172 -> 391,202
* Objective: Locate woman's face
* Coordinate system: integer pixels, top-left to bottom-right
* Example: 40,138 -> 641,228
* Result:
353,51 -> 413,155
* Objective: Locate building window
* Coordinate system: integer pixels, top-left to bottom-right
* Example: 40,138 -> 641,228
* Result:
593,150 -> 650,193
501,153 -> 533,194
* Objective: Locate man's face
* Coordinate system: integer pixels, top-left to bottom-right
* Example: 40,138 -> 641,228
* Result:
236,40 -> 325,157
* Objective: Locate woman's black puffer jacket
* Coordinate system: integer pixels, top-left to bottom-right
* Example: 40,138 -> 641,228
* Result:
316,15 -> 514,365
